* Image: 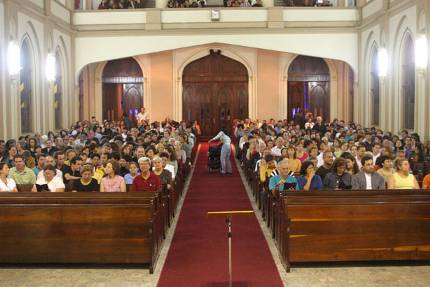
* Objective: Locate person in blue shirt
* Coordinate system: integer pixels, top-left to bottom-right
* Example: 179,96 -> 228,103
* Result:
296,161 -> 323,191
269,159 -> 299,192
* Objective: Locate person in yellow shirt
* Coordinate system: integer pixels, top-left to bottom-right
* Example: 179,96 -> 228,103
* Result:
259,154 -> 278,184
387,158 -> 420,189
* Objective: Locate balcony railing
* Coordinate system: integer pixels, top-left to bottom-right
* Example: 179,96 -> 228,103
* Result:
73,0 -> 357,10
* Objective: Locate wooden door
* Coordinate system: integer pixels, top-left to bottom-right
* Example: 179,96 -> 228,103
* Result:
287,81 -> 305,121
182,51 -> 248,136
122,84 -> 143,123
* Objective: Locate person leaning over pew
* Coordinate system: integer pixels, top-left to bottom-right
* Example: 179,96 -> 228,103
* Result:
351,155 -> 385,190
0,162 -> 18,192
269,159 -> 299,193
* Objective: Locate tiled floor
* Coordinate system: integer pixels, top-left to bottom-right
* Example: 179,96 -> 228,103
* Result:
0,153 -> 429,287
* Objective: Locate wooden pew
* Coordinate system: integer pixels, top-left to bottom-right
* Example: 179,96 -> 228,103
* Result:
0,192 -> 162,273
277,190 -> 430,272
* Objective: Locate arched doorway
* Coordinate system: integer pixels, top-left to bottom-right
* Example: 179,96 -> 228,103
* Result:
401,33 -> 415,130
54,50 -> 63,130
288,56 -> 330,121
102,57 -> 143,123
20,39 -> 33,134
182,50 -> 248,136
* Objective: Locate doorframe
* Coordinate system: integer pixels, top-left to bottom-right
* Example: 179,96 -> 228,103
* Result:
174,45 -> 256,122
281,55 -> 338,121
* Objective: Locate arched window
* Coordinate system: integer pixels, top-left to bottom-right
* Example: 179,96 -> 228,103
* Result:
370,45 -> 380,125
401,33 -> 415,130
20,38 -> 33,134
54,51 -> 63,130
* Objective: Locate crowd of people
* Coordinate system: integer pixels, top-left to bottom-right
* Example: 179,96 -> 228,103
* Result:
167,0 -> 263,8
98,0 -> 145,9
234,115 -> 430,192
0,111 -> 198,193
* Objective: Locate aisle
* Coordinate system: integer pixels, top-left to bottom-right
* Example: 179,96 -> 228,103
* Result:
157,143 -> 283,287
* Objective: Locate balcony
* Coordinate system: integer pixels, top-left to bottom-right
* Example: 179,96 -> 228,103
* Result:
72,6 -> 360,31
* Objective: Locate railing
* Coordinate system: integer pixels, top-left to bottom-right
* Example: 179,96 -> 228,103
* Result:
73,0 -> 357,10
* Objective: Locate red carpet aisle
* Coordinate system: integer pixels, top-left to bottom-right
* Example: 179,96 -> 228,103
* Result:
157,143 -> 283,287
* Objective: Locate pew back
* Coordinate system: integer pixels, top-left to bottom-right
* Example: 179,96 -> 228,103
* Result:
279,190 -> 430,271
0,192 -> 162,273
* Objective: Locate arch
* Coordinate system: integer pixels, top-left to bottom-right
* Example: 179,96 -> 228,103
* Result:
282,54 -> 338,121
369,42 -> 380,126
399,31 -> 415,130
286,55 -> 330,121
101,57 -> 144,122
175,45 -> 256,121
87,56 -> 147,121
19,36 -> 35,133
182,51 -> 249,136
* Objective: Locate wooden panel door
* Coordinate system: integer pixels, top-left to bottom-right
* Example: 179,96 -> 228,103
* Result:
287,81 -> 305,121
182,51 -> 248,136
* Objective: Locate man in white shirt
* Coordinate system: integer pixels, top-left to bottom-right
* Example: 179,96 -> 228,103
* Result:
372,143 -> 381,164
136,107 -> 149,125
271,137 -> 285,157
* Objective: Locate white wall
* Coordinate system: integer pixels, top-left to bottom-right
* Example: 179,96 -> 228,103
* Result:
359,0 -> 429,138
75,32 -> 358,81
0,1 -> 74,140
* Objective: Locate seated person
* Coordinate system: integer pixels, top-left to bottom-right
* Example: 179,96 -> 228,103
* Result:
269,159 -> 299,193
351,155 -> 385,190
0,162 -> 18,192
377,155 -> 395,184
132,157 -> 161,192
152,156 -> 173,190
62,156 -> 82,188
9,155 -> 36,185
100,159 -> 126,192
297,161 -> 323,191
422,167 -> 430,189
387,158 -> 420,189
32,165 -> 65,192
72,164 -> 99,192
259,154 -> 277,184
124,161 -> 140,185
323,158 -> 352,190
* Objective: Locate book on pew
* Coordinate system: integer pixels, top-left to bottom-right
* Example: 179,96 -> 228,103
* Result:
36,184 -> 50,192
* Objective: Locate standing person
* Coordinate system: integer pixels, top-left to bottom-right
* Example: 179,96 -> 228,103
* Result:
208,129 -> 232,175
136,107 -> 149,126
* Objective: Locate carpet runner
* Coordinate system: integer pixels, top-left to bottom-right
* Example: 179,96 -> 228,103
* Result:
157,143 -> 283,287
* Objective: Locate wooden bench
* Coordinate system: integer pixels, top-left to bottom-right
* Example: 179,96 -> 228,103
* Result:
276,190 -> 430,271
0,192 -> 163,273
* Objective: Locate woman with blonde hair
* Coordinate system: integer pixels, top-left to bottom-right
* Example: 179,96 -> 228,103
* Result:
387,158 -> 420,189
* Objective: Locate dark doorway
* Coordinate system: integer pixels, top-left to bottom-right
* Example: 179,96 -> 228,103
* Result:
288,56 -> 330,121
102,57 -> 143,123
182,50 -> 248,136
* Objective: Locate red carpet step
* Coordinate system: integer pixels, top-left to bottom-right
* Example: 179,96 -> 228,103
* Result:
157,143 -> 283,287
